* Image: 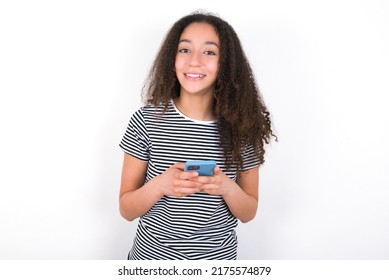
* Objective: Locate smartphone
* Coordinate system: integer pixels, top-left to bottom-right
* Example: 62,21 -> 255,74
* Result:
184,160 -> 217,176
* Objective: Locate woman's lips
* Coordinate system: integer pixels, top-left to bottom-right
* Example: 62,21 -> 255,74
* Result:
184,73 -> 205,80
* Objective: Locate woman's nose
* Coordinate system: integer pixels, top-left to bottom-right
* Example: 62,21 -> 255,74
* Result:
189,51 -> 202,66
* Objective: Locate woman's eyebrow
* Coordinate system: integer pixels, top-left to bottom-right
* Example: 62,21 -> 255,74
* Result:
178,39 -> 219,48
205,41 -> 219,48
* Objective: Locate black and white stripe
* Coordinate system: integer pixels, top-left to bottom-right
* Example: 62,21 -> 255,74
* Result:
120,101 -> 260,260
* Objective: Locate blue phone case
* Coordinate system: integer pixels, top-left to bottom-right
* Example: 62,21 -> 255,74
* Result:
184,160 -> 217,176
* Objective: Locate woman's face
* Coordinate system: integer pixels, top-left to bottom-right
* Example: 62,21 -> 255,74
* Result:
175,22 -> 220,98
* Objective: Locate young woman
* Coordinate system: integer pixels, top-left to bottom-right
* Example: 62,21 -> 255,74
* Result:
119,12 -> 276,260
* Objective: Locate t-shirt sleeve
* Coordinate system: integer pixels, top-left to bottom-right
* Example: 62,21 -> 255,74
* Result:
241,144 -> 261,171
119,108 -> 150,162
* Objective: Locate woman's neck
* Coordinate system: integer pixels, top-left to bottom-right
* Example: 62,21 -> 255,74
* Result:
174,94 -> 216,121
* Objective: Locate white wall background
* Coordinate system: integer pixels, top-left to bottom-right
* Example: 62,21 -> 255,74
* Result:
0,0 -> 388,259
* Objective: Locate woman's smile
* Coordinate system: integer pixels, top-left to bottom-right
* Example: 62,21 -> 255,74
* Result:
184,73 -> 206,80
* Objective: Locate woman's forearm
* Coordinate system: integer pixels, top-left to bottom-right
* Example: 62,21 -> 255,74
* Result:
222,181 -> 258,223
119,178 -> 163,221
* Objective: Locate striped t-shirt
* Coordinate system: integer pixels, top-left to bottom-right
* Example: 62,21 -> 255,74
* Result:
119,100 -> 260,260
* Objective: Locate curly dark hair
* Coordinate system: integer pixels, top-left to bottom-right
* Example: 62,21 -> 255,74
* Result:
142,11 -> 277,170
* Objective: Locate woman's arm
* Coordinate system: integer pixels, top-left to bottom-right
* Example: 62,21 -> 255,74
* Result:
223,167 -> 259,223
119,153 -> 160,221
119,153 -> 202,221
195,166 -> 259,223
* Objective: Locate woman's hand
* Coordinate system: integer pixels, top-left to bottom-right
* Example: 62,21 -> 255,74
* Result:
188,165 -> 260,223
156,162 -> 203,197
120,156 -> 207,221
189,166 -> 234,196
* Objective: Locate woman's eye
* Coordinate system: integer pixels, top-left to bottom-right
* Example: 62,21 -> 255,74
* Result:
178,48 -> 190,53
204,51 -> 216,56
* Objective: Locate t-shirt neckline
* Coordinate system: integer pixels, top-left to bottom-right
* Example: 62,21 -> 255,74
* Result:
171,100 -> 217,125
